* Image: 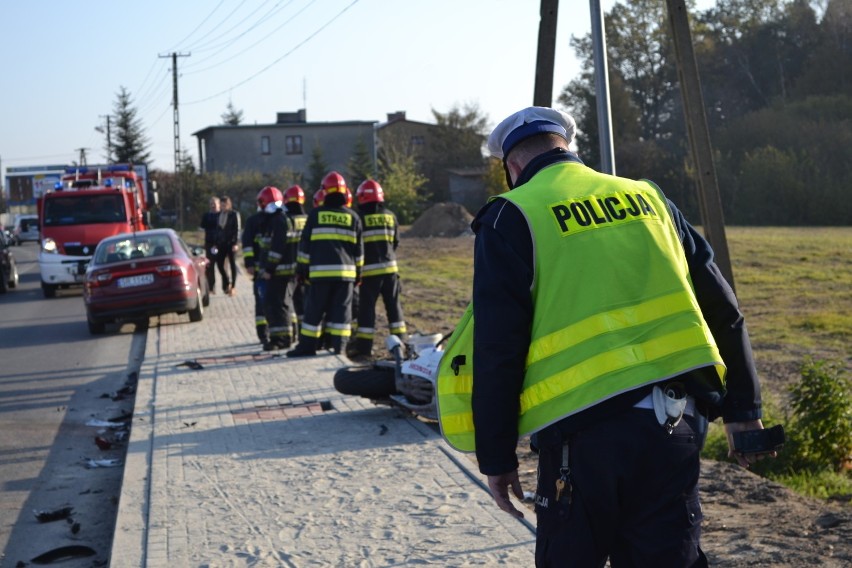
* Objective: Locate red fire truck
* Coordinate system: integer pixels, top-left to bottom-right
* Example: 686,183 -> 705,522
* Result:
38,164 -> 153,298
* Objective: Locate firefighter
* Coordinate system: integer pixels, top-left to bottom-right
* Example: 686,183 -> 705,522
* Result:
350,179 -> 407,359
287,172 -> 363,357
255,186 -> 296,351
241,198 -> 269,347
283,185 -> 308,338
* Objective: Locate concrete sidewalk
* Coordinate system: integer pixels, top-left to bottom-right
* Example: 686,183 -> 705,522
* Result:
111,287 -> 535,566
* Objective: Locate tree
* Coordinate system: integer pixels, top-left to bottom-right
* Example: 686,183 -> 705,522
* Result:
111,86 -> 151,165
482,157 -> 510,198
221,101 -> 244,126
424,103 -> 489,202
347,137 -> 375,190
307,145 -> 329,198
379,153 -> 429,225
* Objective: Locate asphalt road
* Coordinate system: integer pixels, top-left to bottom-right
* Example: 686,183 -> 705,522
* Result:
0,243 -> 145,566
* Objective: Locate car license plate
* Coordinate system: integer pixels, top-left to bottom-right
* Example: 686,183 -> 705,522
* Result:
117,274 -> 155,288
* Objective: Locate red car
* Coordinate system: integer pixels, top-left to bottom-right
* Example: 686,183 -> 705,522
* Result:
84,229 -> 210,334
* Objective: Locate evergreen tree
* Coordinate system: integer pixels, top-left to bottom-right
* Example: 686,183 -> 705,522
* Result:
347,137 -> 375,190
111,86 -> 151,165
221,101 -> 244,126
307,145 -> 329,199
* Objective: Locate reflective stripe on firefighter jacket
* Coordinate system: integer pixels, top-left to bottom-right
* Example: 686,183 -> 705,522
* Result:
437,162 -> 727,452
296,206 -> 363,280
285,213 -> 307,276
360,209 -> 400,277
241,212 -> 263,271
257,211 -> 293,277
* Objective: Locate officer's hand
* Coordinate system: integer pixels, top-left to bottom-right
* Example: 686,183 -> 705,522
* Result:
486,470 -> 525,519
246,267 -> 255,276
260,271 -> 271,281
724,419 -> 776,467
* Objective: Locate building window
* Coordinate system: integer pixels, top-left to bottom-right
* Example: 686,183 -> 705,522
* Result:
285,135 -> 303,155
411,135 -> 425,146
261,136 -> 271,155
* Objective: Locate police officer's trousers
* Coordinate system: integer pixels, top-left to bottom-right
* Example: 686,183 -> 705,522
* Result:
534,408 -> 708,568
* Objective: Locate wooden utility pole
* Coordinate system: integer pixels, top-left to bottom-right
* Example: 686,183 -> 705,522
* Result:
665,0 -> 736,290
533,0 -> 559,107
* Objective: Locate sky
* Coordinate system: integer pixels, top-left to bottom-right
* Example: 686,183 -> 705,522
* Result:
0,0 -> 714,181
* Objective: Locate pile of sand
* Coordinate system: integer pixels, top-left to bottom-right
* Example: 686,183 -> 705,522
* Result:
403,202 -> 474,238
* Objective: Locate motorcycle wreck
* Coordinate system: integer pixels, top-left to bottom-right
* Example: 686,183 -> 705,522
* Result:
333,333 -> 444,421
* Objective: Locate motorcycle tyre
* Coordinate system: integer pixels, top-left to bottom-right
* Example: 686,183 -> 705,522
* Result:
333,365 -> 398,399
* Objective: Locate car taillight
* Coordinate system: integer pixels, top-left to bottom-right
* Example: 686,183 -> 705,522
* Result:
156,264 -> 185,277
86,270 -> 113,288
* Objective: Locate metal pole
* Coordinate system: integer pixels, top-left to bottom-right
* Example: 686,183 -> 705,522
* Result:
590,0 -> 616,174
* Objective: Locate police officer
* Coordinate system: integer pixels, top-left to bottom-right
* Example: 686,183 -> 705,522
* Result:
287,171 -> 363,357
350,179 -> 407,360
283,185 -> 308,338
241,198 -> 269,347
255,186 -> 295,351
440,107 -> 773,566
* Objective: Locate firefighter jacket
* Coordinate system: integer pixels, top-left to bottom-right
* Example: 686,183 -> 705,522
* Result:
257,210 -> 294,277
358,204 -> 400,277
438,155 -> 730,454
296,205 -> 363,281
287,212 -> 307,274
241,211 -> 263,272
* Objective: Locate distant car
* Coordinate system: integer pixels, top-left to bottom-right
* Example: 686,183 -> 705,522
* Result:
83,229 -> 210,334
0,229 -> 20,293
12,214 -> 39,245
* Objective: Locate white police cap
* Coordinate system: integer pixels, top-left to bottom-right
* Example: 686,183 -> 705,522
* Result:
487,106 -> 577,159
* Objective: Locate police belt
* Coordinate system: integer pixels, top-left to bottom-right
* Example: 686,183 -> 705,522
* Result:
633,391 -> 696,417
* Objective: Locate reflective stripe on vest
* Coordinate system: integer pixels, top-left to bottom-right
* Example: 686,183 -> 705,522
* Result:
437,162 -> 725,452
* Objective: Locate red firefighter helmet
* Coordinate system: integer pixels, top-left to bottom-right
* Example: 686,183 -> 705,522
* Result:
312,188 -> 326,208
257,186 -> 284,212
344,187 -> 353,208
283,185 -> 305,204
356,179 -> 384,204
320,171 -> 348,194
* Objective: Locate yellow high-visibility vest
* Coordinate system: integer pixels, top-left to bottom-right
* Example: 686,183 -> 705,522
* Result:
438,162 -> 726,452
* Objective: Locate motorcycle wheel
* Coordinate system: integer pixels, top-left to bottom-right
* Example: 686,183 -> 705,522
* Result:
333,365 -> 397,399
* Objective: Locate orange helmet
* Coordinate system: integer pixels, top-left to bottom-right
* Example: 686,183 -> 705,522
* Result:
312,188 -> 326,207
320,171 -> 348,195
356,179 -> 384,204
257,186 -> 284,213
283,185 -> 305,204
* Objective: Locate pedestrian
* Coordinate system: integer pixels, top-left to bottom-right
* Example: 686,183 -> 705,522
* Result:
283,185 -> 308,338
255,186 -> 296,350
287,171 -> 363,357
241,200 -> 269,347
350,179 -> 407,360
437,107 -> 775,567
219,195 -> 241,296
199,196 -> 224,294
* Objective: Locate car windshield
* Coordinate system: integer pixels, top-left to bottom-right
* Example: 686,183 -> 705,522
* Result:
43,195 -> 126,226
94,235 -> 174,264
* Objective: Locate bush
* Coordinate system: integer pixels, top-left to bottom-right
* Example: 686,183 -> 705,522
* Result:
702,357 -> 852,500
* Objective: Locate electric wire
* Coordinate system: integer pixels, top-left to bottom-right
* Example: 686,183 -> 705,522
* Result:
165,0 -> 228,53
184,0 -> 360,105
184,0 -> 314,75
182,0 -> 291,57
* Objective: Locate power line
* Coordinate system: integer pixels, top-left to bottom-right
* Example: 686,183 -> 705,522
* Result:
185,0 -> 360,105
183,0 -> 291,56
165,0 -> 228,52
185,0 -> 315,76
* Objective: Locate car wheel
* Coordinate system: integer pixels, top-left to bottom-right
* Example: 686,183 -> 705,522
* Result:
42,282 -> 57,298
87,315 -> 106,335
189,287 -> 204,322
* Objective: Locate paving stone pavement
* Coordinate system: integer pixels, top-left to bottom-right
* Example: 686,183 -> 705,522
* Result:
111,285 -> 536,567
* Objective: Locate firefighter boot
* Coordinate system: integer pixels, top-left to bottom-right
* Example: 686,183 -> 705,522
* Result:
347,337 -> 373,361
330,335 -> 347,356
286,336 -> 317,358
